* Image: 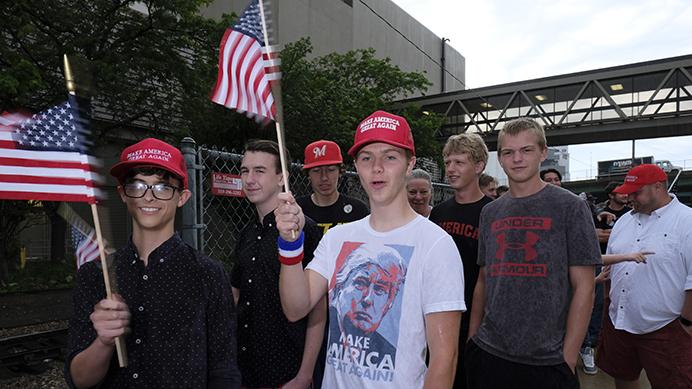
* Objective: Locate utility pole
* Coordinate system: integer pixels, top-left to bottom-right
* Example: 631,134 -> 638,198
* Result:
441,37 -> 449,93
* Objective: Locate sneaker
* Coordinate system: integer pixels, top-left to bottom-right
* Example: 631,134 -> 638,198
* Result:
580,346 -> 598,375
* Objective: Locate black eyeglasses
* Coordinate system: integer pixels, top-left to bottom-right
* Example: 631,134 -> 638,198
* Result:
123,182 -> 180,200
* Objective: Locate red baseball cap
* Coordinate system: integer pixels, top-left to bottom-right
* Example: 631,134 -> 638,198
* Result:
347,110 -> 415,157
110,138 -> 188,189
612,164 -> 667,194
303,140 -> 343,169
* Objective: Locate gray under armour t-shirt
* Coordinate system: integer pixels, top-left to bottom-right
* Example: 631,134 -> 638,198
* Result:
473,184 -> 602,365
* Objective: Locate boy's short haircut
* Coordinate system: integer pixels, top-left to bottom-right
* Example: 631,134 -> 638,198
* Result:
540,168 -> 562,181
123,167 -> 183,188
442,133 -> 489,166
478,173 -> 496,188
498,117 -> 547,152
243,139 -> 291,174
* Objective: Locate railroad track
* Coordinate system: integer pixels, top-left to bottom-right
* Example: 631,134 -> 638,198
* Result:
0,328 -> 67,374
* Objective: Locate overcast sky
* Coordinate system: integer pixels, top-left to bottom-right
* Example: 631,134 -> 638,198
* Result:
391,0 -> 692,180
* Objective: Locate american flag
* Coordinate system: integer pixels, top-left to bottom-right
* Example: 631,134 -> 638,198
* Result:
0,95 -> 101,203
211,0 -> 280,122
71,226 -> 100,269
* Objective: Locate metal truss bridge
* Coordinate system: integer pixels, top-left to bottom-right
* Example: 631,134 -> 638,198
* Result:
396,54 -> 692,151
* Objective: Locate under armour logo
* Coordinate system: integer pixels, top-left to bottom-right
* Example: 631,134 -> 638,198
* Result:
313,145 -> 327,158
495,232 -> 539,261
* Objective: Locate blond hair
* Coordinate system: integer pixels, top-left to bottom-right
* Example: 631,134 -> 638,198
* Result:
498,118 -> 547,152
442,133 -> 489,166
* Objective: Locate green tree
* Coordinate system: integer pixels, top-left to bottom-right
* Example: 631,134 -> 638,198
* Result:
278,38 -> 440,164
0,0 -> 235,282
0,2 -> 443,282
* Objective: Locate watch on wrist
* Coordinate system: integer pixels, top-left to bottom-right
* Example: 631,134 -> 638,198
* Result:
680,316 -> 692,327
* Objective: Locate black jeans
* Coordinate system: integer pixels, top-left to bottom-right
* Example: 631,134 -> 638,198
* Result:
464,339 -> 579,389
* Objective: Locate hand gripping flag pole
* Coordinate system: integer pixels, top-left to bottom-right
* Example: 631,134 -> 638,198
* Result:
64,54 -> 128,367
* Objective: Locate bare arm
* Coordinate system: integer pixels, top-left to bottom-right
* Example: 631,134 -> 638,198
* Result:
423,311 -> 462,389
276,192 -> 328,321
467,267 -> 486,340
284,296 -> 328,388
602,251 -> 653,265
563,266 -> 596,372
69,296 -> 130,388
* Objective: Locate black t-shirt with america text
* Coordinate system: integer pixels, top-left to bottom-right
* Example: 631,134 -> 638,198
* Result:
430,195 -> 493,321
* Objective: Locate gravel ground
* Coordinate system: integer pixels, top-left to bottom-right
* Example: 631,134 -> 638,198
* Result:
0,360 -> 67,389
0,321 -> 69,388
0,320 -> 68,339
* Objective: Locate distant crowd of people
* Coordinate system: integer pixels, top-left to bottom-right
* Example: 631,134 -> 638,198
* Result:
64,113 -> 691,389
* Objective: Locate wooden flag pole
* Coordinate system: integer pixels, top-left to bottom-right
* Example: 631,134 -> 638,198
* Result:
64,54 -> 128,367
258,0 -> 289,193
258,1 -> 296,239
91,204 -> 128,367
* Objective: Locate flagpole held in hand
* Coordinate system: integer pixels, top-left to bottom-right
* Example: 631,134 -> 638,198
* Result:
64,54 -> 128,367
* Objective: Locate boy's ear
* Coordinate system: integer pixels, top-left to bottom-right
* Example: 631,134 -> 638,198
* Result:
406,156 -> 416,176
177,189 -> 192,207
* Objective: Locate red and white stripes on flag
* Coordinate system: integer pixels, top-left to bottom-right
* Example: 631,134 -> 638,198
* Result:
0,99 -> 102,203
210,0 -> 280,122
72,227 -> 100,269
59,203 -> 114,269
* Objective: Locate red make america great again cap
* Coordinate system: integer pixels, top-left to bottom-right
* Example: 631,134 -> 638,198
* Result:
612,164 -> 667,195
110,138 -> 188,189
347,110 -> 415,157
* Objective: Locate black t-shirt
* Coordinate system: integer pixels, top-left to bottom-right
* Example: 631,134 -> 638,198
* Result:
429,195 -> 493,328
595,201 -> 631,253
297,194 -> 369,234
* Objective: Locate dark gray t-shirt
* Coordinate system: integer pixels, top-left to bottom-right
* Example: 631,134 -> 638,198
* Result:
473,184 -> 602,365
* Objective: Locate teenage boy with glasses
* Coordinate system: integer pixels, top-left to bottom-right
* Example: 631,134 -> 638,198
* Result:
65,138 -> 241,389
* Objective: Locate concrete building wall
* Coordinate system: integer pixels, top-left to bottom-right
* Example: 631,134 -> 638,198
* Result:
541,146 -> 570,181
203,0 -> 465,95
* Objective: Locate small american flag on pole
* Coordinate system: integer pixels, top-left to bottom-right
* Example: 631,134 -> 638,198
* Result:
0,95 -> 102,203
71,226 -> 99,269
211,0 -> 281,122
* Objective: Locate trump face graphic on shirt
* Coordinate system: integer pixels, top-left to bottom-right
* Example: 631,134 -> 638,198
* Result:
333,244 -> 406,336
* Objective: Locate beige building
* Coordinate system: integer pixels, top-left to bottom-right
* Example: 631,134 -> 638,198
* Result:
203,0 -> 466,95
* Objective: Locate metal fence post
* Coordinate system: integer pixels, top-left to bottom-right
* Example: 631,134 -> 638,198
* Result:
180,137 -> 199,250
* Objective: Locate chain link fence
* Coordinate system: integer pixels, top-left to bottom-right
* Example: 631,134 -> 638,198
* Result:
180,138 -> 454,264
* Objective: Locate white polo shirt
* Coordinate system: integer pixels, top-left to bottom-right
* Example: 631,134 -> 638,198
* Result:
607,195 -> 692,334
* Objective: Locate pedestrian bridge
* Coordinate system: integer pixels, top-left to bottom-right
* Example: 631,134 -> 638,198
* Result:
395,54 -> 692,151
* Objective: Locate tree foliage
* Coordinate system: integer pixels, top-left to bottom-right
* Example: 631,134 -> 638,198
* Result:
280,38 -> 440,163
0,0 -> 243,137
0,1 -> 444,281
1,2 -> 442,159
